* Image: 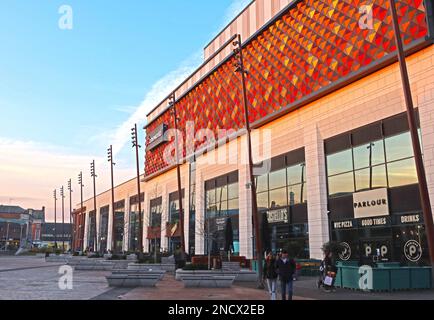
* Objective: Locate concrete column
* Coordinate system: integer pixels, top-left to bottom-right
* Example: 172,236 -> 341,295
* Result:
161,184 -> 169,252
82,211 -> 88,251
143,195 -> 150,254
195,170 -> 205,255
123,197 -> 130,252
239,164 -> 253,259
418,86 -> 434,218
107,206 -> 114,252
184,164 -> 191,253
304,124 -> 329,260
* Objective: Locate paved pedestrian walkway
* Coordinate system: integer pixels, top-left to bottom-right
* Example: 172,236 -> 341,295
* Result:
0,256 -> 433,300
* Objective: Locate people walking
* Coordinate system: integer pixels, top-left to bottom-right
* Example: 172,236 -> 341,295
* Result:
263,252 -> 278,300
275,250 -> 296,301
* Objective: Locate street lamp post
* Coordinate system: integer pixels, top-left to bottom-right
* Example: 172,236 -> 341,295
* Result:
131,124 -> 144,254
78,172 -> 84,252
169,92 -> 186,254
90,160 -> 98,252
68,179 -> 73,252
53,189 -> 58,249
60,186 -> 66,252
107,146 -> 117,253
232,34 -> 264,288
389,0 -> 434,283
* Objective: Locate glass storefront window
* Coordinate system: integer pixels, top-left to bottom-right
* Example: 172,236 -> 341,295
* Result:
328,172 -> 355,197
205,173 -> 239,255
269,187 -> 287,209
256,174 -> 268,193
287,164 -> 306,186
257,192 -> 269,210
327,149 -> 353,176
388,158 -> 418,188
288,184 -> 305,205
150,200 -> 162,228
228,183 -> 239,200
385,132 -> 414,162
355,165 -> 387,192
269,168 -> 287,190
353,140 -> 385,170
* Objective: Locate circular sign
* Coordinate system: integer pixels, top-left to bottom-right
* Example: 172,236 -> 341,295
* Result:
339,242 -> 352,261
404,240 -> 423,262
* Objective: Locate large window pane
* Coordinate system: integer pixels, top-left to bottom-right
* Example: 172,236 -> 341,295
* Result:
328,172 -> 355,197
353,140 -> 385,170
327,150 -> 353,176
287,164 -> 305,185
269,187 -> 287,208
228,199 -> 239,216
385,132 -> 414,162
269,169 -> 287,190
228,183 -> 239,200
215,200 -> 228,217
355,165 -> 387,192
388,158 -> 418,188
256,175 -> 268,193
257,192 -> 269,210
288,183 -> 305,205
216,186 -> 228,202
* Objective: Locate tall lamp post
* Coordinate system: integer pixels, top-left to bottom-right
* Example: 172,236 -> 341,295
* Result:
60,186 -> 66,252
90,160 -> 98,252
107,146 -> 117,253
53,189 -> 58,249
131,124 -> 144,254
389,0 -> 434,282
232,34 -> 264,287
68,179 -> 73,252
168,93 -> 186,254
78,172 -> 84,252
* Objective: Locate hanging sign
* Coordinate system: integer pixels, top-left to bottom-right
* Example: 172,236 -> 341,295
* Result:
353,188 -> 389,219
267,208 -> 289,224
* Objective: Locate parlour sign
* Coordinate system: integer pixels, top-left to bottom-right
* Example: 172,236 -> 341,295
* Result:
353,188 -> 389,219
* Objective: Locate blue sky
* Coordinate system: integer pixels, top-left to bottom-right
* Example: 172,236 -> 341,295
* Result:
0,0 -> 251,220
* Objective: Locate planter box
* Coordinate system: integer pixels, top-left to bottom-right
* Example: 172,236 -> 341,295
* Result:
45,255 -> 72,263
180,275 -> 235,288
222,262 -> 241,272
129,263 -> 175,272
112,269 -> 166,280
176,269 -> 257,282
106,275 -> 160,288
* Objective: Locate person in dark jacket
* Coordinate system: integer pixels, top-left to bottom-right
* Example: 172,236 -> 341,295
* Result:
263,252 -> 278,300
275,250 -> 296,300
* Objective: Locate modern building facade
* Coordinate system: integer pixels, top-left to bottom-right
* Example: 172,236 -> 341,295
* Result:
75,0 -> 434,265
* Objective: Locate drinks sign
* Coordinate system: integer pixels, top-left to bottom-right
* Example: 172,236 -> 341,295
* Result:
353,188 -> 389,219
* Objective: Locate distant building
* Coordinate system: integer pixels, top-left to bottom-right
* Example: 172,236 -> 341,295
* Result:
39,223 -> 72,250
0,205 -> 45,250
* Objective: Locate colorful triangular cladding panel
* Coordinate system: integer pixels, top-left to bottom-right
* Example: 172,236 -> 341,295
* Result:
145,0 -> 428,177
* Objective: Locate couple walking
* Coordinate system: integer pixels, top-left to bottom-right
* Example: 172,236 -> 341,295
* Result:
263,250 -> 296,301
